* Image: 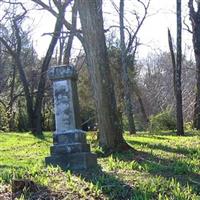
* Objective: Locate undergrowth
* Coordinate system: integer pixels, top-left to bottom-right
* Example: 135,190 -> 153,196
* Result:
0,131 -> 200,199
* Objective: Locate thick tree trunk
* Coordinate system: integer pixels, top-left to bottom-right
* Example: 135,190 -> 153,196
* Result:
77,0 -> 128,151
194,54 -> 200,129
119,0 -> 136,134
176,0 -> 184,135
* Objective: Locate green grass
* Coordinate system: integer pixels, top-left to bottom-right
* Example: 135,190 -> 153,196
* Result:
0,131 -> 200,199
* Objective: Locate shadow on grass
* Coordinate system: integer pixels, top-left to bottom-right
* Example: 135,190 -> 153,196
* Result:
133,135 -> 171,140
111,149 -> 200,194
0,163 -> 156,199
0,165 -> 156,199
128,140 -> 199,156
73,164 -> 156,200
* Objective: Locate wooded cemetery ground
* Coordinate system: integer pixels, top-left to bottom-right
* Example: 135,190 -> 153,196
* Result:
0,132 -> 200,200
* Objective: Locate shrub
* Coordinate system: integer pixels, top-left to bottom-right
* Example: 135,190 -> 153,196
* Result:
122,115 -> 146,131
0,104 -> 8,131
184,122 -> 193,131
149,109 -> 176,132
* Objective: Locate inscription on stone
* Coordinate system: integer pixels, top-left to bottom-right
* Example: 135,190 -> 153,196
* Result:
53,80 -> 73,133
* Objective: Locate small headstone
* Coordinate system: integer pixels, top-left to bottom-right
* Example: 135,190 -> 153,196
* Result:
45,65 -> 97,170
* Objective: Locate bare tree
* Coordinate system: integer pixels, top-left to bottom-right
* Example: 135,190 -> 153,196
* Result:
54,0 -> 78,65
176,0 -> 184,135
140,51 -> 195,122
119,0 -> 136,134
34,0 -> 131,150
168,0 -> 184,135
0,0 -> 70,135
33,0 -> 71,135
111,0 -> 150,133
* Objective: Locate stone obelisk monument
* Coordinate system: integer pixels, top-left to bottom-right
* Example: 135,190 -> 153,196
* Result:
45,65 -> 97,170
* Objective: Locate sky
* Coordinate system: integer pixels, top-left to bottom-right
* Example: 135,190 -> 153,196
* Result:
29,0 -> 193,60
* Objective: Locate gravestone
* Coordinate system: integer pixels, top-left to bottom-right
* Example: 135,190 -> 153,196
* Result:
45,65 -> 97,170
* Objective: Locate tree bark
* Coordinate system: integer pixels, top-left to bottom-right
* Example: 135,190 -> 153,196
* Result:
188,0 -> 200,129
168,3 -> 184,136
134,83 -> 149,124
77,0 -> 128,151
33,2 -> 68,135
63,0 -> 78,65
176,0 -> 184,135
0,19 -> 35,132
8,64 -> 16,130
119,0 -> 136,134
14,56 -> 35,131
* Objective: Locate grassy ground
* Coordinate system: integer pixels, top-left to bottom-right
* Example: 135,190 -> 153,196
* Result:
0,131 -> 200,199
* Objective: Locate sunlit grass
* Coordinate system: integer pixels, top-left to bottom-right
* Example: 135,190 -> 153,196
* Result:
0,131 -> 200,199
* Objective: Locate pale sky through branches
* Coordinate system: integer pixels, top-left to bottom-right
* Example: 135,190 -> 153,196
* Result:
30,0 -> 192,59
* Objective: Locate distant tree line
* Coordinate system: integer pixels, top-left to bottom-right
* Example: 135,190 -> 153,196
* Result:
0,0 -> 199,152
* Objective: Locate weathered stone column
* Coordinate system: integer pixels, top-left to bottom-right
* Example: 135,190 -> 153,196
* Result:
45,65 -> 97,170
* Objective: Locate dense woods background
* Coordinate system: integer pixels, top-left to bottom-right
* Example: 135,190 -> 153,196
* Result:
0,0 -> 199,147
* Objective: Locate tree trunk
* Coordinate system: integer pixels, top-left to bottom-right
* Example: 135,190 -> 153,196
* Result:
8,64 -> 16,131
119,0 -> 136,134
176,0 -> 184,135
194,54 -> 200,129
188,0 -> 200,129
33,4 -> 67,135
1,1 -> 72,136
58,35 -> 65,65
168,1 -> 184,136
63,0 -> 78,65
77,0 -> 129,151
14,56 -> 35,132
134,84 -> 149,124
0,28 -> 35,133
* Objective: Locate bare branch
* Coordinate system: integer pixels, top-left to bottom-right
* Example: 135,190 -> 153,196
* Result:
0,37 -> 15,57
31,0 -> 80,33
0,0 -> 27,20
13,17 -> 22,56
126,0 -> 151,54
183,15 -> 193,34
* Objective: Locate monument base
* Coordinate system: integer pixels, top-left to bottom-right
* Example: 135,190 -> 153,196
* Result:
45,152 -> 97,170
45,130 -> 97,170
50,143 -> 90,154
